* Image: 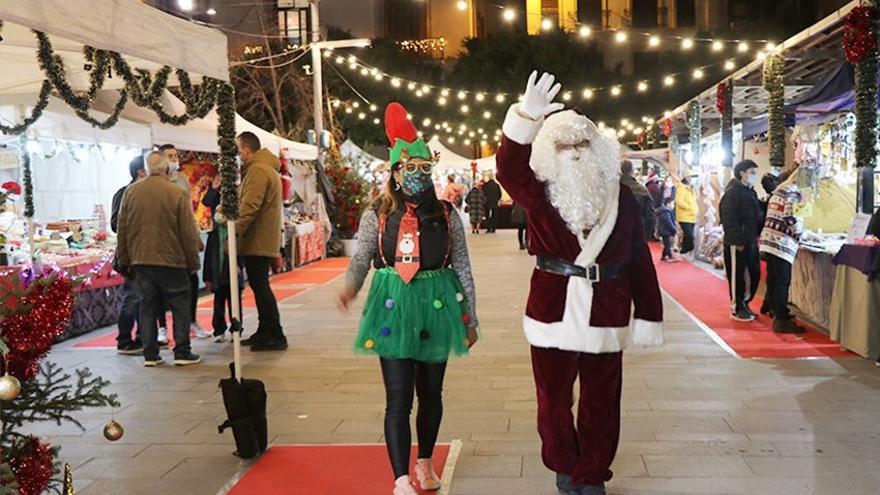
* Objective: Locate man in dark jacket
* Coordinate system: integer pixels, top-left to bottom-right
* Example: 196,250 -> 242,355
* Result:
481,173 -> 502,233
719,160 -> 763,322
111,156 -> 146,355
620,160 -> 655,241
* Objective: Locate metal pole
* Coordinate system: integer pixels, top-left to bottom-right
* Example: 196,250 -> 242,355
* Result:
311,0 -> 324,169
227,220 -> 242,382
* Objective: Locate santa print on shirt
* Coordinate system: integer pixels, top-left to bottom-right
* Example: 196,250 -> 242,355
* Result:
495,106 -> 665,354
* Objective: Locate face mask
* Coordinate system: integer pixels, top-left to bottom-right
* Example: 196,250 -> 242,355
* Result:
401,170 -> 432,196
168,160 -> 180,173
746,174 -> 759,187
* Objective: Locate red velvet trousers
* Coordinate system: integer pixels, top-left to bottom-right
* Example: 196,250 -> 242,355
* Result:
531,346 -> 623,486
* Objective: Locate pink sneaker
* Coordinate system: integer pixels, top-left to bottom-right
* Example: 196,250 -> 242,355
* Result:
414,459 -> 441,491
393,475 -> 418,495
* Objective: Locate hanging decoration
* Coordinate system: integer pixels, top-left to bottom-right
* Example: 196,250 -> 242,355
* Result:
62,463 -> 75,495
717,80 -> 734,167
844,4 -> 880,169
20,140 -> 35,219
662,118 -> 672,137
7,437 -> 54,495
762,52 -> 786,170
687,101 -> 702,168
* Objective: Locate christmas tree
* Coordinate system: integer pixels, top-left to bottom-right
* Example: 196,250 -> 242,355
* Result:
0,268 -> 119,495
325,150 -> 369,240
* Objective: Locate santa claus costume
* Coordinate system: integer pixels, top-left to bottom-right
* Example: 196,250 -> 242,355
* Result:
340,103 -> 480,495
496,72 -> 665,495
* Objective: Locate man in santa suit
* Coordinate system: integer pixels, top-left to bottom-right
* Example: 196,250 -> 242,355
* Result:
496,72 -> 665,495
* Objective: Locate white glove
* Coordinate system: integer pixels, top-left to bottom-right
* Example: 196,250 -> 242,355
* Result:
520,71 -> 564,121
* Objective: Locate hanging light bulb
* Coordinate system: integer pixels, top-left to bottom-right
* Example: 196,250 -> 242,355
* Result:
766,41 -> 776,51
391,78 -> 401,88
693,68 -> 704,79
541,18 -> 553,31
483,110 -> 492,119
579,26 -> 591,38
415,89 -> 424,97
503,9 -> 515,21
344,107 -> 353,114
373,73 -> 383,81
347,55 -> 356,63
421,85 -> 431,93
373,118 -> 380,124
358,112 -> 366,120
461,104 -> 470,113
711,40 -> 724,51
475,92 -> 485,102
360,68 -> 369,76
582,88 -> 594,99
422,118 -> 432,127
495,94 -> 505,103
457,91 -> 467,100
456,0 -> 467,10
634,127 -> 644,135
756,51 -> 766,61
648,35 -> 660,47
464,138 -> 472,145
637,81 -> 648,92
438,97 -> 447,106
352,102 -> 360,108
406,113 -> 413,120
323,50 -> 332,59
738,41 -> 749,52
681,38 -> 694,50
617,129 -> 626,138
621,118 -> 629,126
448,136 -> 456,144
407,82 -> 416,91
724,59 -> 736,71
335,56 -> 344,64
369,104 -> 378,112
562,91 -> 572,101
610,86 -> 621,96
664,75 -> 675,86
615,31 -> 627,43
441,89 -> 450,97
663,110 -> 672,118
434,124 -> 441,130
468,131 -> 476,138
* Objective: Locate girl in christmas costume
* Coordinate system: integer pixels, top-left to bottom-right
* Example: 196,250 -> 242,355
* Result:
338,103 -> 479,495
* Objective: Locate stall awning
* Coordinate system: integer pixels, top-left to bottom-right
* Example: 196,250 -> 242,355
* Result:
427,136 -> 496,173
0,0 -> 229,94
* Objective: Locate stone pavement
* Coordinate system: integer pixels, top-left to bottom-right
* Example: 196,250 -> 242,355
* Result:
37,231 -> 880,495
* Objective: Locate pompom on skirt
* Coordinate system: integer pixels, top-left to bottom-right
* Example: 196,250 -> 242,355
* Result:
354,267 -> 472,363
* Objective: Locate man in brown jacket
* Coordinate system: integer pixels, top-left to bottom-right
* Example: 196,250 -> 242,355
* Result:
236,132 -> 288,351
117,151 -> 202,366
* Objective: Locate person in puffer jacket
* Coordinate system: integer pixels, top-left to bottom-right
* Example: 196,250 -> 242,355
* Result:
719,160 -> 763,322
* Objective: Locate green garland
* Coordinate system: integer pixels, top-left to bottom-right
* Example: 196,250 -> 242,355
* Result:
0,81 -> 52,136
217,83 -> 240,220
687,100 -> 701,168
763,52 -> 786,170
854,54 -> 878,169
20,137 -> 34,218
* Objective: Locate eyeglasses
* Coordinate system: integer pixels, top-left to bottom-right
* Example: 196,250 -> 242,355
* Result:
402,161 -> 434,174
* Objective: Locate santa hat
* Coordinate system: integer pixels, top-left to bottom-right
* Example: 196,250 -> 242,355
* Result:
385,102 -> 431,165
2,182 -> 21,195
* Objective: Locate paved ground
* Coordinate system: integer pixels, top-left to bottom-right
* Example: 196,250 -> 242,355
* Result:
39,231 -> 880,494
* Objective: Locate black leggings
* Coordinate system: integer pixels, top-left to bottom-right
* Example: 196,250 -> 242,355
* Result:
380,358 -> 448,479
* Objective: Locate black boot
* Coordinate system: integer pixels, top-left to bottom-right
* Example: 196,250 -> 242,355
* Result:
773,318 -> 806,334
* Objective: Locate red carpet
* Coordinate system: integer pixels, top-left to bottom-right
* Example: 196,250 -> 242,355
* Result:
650,244 -> 852,359
228,444 -> 456,495
74,258 -> 347,349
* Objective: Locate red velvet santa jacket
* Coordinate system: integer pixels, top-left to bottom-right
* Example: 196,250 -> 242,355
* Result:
496,106 -> 665,354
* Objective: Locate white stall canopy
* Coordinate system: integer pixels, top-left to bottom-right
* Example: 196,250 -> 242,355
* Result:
0,0 -> 229,95
427,136 -> 495,173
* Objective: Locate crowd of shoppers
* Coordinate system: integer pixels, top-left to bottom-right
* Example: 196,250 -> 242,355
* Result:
113,131 -> 288,366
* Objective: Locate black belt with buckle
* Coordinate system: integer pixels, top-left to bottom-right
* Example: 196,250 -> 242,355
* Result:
536,255 -> 624,282
395,255 -> 420,264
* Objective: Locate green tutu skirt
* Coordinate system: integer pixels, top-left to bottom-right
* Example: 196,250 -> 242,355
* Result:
354,267 -> 471,362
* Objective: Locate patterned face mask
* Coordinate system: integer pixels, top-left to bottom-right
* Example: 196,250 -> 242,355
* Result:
400,165 -> 433,195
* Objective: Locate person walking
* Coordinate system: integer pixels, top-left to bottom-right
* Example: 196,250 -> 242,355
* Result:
675,175 -> 698,255
338,103 -> 479,495
111,155 -> 146,355
160,144 -> 211,340
720,160 -> 764,322
116,151 -> 202,366
465,184 -> 486,234
235,132 -> 288,351
620,160 -> 654,241
481,172 -> 502,233
759,171 -> 805,333
511,201 -> 528,250
657,197 -> 679,263
202,174 -> 243,342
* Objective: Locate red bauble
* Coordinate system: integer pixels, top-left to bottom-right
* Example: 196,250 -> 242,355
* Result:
662,118 -> 673,137
716,82 -> 728,114
9,437 -> 54,495
843,6 -> 880,64
1,272 -> 74,380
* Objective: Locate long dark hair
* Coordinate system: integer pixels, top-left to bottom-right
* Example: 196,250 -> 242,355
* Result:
375,163 -> 445,219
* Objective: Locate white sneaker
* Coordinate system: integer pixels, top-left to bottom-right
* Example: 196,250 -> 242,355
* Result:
213,333 -> 227,343
393,475 -> 418,495
192,321 -> 212,339
157,327 -> 169,347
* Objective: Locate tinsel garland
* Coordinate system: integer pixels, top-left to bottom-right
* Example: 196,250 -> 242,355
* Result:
854,53 -> 878,169
719,79 -> 734,167
762,52 -> 786,169
217,83 -> 240,220
7,437 -> 53,495
843,6 -> 880,64
20,139 -> 34,219
687,100 -> 701,167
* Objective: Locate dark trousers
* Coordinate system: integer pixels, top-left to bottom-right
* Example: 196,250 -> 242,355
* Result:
661,235 -> 674,259
117,277 -> 141,346
517,226 -> 528,249
723,242 -> 760,310
132,266 -> 193,359
531,347 -> 622,486
212,285 -> 243,335
380,358 -> 448,479
242,256 -> 283,339
764,253 -> 793,321
486,206 -> 498,232
679,222 -> 695,254
189,273 -> 199,324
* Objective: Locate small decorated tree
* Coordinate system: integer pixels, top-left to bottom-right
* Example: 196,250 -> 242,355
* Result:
0,269 -> 119,494
325,152 -> 369,241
